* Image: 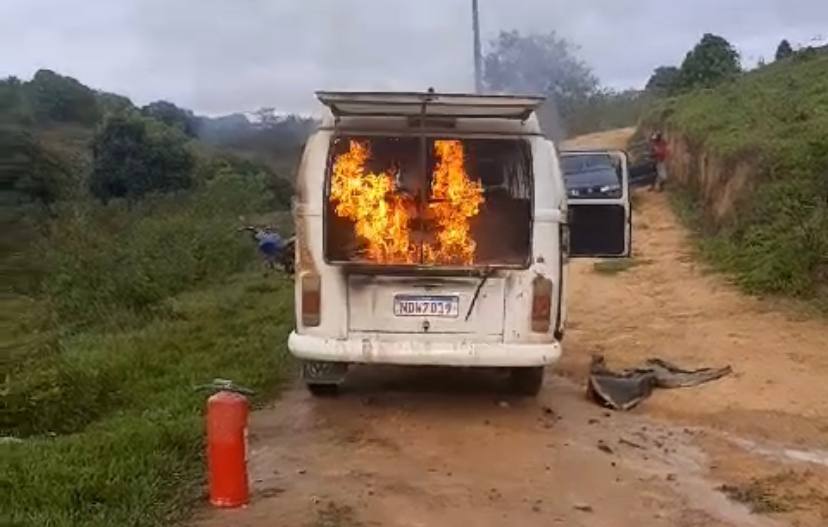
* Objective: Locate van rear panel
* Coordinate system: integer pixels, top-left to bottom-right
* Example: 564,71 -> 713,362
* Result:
290,99 -> 566,368
347,275 -> 505,335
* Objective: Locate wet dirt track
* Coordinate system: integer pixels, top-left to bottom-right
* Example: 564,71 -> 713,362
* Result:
192,130 -> 828,527
194,369 -> 782,527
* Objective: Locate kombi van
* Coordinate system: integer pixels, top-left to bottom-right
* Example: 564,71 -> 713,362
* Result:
289,91 -> 630,396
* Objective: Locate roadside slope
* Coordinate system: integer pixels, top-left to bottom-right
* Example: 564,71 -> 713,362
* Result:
646,54 -> 828,305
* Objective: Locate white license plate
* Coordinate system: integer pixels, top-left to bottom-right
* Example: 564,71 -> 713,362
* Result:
393,295 -> 460,318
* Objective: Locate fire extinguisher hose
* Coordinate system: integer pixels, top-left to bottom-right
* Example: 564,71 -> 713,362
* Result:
194,378 -> 256,396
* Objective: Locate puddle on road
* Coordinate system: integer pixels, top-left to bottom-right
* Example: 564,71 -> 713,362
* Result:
727,436 -> 828,468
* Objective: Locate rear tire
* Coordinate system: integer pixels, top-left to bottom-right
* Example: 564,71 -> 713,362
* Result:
306,383 -> 339,397
510,367 -> 544,396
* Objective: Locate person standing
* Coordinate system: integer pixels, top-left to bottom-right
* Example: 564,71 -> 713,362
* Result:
650,132 -> 670,191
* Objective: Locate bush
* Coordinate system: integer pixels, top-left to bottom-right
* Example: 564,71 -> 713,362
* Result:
44,173 -> 276,325
89,114 -> 195,201
142,100 -> 197,137
0,125 -> 76,204
0,76 -> 33,125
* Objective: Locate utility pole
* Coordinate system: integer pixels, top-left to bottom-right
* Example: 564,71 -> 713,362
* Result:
472,0 -> 482,93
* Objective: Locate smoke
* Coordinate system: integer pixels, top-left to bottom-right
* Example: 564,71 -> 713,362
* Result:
537,98 -> 567,144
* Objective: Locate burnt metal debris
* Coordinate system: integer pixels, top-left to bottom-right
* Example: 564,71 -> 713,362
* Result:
587,355 -> 732,411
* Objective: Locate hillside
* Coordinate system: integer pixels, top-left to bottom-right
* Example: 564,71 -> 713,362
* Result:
0,70 -> 313,206
1,71 -> 302,526
645,53 -> 828,305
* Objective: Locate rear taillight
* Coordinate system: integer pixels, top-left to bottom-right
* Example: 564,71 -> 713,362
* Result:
531,275 -> 553,333
301,274 -> 321,327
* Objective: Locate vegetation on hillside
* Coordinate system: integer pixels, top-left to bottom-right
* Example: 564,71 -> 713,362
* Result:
89,113 -> 195,201
648,53 -> 828,304
0,69 -> 312,206
1,69 -> 303,526
645,33 -> 742,95
775,39 -> 794,61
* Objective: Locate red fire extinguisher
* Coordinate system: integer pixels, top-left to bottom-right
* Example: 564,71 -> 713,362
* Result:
200,379 -> 255,508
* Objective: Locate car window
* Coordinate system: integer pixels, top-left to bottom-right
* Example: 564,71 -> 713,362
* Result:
560,153 -> 613,175
561,154 -> 622,199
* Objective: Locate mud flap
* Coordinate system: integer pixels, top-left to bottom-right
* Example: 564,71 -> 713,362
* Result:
587,355 -> 732,411
302,360 -> 348,385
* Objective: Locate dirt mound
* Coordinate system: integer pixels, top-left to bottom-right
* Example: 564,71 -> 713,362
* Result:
563,127 -> 635,151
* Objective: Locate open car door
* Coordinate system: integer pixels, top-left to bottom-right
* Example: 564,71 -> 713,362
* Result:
560,150 -> 631,258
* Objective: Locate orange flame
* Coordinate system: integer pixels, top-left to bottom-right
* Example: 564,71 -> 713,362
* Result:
329,140 -> 415,263
425,140 -> 484,265
330,138 -> 483,265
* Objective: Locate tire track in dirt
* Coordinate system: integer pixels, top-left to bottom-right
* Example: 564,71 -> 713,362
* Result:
192,372 -> 783,527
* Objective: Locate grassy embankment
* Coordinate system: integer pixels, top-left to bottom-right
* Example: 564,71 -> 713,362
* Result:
1,178 -> 296,526
646,53 -> 828,309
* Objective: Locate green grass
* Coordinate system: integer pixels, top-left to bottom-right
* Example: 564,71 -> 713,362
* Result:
670,189 -> 828,313
1,165 -> 296,525
2,70 -> 301,525
1,273 -> 295,527
646,54 -> 828,302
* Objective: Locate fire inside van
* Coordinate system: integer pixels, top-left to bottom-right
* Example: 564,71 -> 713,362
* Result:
325,136 -> 532,268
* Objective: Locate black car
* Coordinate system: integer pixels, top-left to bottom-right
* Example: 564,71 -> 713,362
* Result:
561,153 -> 623,199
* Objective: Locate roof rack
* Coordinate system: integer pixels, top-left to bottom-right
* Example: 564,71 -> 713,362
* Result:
316,90 -> 545,120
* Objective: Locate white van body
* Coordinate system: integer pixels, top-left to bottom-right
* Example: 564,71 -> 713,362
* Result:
288,92 -> 630,395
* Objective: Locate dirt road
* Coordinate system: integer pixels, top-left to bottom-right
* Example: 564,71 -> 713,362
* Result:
192,130 -> 827,527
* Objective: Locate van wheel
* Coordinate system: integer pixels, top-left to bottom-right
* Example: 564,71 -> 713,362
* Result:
510,367 -> 544,396
306,383 -> 339,397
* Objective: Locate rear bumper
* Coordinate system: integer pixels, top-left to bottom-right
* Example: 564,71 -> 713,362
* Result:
288,332 -> 561,367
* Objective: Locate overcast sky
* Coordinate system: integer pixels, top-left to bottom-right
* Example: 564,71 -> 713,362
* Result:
2,0 -> 826,115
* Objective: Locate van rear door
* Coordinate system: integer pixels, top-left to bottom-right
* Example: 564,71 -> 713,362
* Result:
560,150 -> 631,257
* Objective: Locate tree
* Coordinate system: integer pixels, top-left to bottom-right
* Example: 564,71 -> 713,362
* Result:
89,114 -> 194,201
141,100 -> 197,137
27,69 -> 100,125
0,76 -> 33,124
645,66 -> 681,93
677,34 -> 741,90
482,30 -> 598,101
97,91 -> 134,115
775,39 -> 794,61
482,30 -> 598,138
0,125 -> 71,203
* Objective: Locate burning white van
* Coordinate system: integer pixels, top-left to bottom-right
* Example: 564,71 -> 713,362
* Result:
289,91 -> 630,396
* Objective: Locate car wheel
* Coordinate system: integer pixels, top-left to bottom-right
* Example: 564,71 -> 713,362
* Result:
510,366 -> 544,396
